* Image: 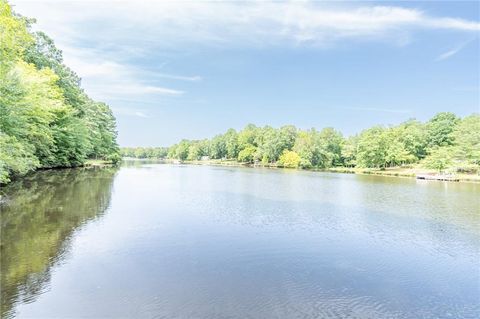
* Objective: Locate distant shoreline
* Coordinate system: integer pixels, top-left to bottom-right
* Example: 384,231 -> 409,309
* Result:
123,158 -> 480,183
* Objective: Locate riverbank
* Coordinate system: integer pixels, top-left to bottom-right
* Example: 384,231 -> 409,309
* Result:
326,166 -> 480,183
156,159 -> 480,183
0,159 -> 117,187
84,159 -> 117,168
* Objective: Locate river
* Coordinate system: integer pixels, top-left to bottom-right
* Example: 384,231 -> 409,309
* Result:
1,161 -> 479,318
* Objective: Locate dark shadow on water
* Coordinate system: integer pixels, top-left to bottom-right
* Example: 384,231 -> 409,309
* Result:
0,166 -> 118,319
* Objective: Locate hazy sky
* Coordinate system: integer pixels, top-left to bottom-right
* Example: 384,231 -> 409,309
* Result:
11,0 -> 480,146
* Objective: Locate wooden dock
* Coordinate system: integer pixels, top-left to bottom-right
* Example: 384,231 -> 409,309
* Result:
416,174 -> 459,182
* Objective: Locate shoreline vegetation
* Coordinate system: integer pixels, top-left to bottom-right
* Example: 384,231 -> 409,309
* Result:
124,158 -> 480,183
84,159 -> 117,168
122,112 -> 480,184
0,2 -> 120,185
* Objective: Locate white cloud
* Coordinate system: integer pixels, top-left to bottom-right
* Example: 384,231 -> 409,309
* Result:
424,17 -> 480,32
436,47 -> 463,61
117,85 -> 183,96
58,46 -> 184,101
12,1 -> 479,49
111,107 -> 149,118
134,111 -> 148,118
435,39 -> 474,61
155,74 -> 202,82
9,0 -> 479,114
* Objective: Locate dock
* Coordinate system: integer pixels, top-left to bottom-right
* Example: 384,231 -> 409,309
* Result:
416,174 -> 459,182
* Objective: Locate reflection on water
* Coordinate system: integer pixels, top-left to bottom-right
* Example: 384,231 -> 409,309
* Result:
1,162 -> 479,318
0,167 -> 118,319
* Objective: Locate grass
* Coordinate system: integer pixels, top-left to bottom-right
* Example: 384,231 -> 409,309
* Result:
155,159 -> 480,183
328,166 -> 480,182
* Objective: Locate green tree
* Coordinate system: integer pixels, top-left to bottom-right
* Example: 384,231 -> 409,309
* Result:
187,142 -> 203,161
278,150 -> 301,168
356,126 -> 388,168
0,133 -> 38,183
153,147 -> 169,159
237,145 -> 256,163
450,114 -> 480,170
426,112 -> 459,148
397,119 -> 427,160
224,128 -> 239,159
175,140 -> 190,161
0,1 -> 33,63
318,127 -> 344,167
0,1 -> 120,183
24,31 -> 87,113
258,125 -> 297,163
423,147 -> 453,172
341,136 -> 358,167
134,147 -> 147,158
238,124 -> 259,149
209,134 -> 226,159
293,130 -> 317,168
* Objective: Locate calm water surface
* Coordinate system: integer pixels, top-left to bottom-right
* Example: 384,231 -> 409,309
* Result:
1,162 -> 479,318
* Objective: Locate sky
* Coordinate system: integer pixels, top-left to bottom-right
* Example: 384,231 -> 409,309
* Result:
11,0 -> 480,147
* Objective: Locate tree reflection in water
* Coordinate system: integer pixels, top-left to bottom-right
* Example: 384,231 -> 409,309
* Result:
0,167 -> 118,318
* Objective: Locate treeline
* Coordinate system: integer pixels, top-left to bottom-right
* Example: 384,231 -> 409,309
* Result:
122,147 -> 169,159
122,112 -> 480,172
0,1 -> 120,184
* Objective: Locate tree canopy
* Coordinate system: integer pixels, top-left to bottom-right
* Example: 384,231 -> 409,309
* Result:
122,113 -> 480,174
0,1 -> 120,184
